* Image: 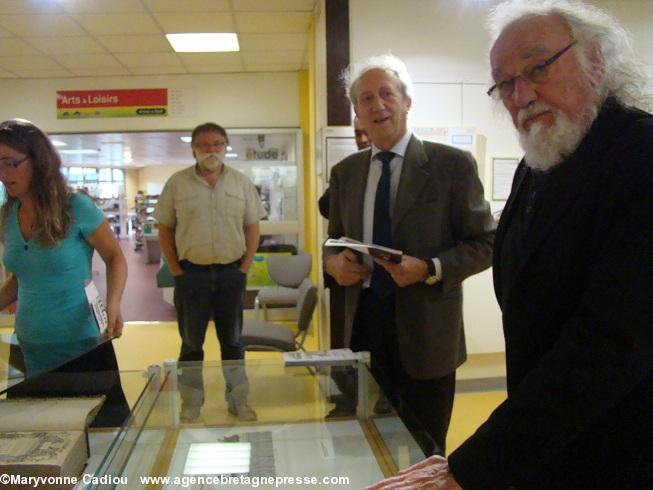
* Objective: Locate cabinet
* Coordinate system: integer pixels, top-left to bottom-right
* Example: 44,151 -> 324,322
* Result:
133,194 -> 159,254
225,128 -> 304,253
97,196 -> 127,239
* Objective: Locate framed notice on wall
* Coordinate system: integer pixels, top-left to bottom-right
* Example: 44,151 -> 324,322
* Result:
492,157 -> 520,201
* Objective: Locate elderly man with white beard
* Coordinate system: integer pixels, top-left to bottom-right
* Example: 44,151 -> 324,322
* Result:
367,1 -> 653,489
155,122 -> 265,422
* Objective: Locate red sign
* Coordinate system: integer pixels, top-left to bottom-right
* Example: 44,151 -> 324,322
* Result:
56,89 -> 167,118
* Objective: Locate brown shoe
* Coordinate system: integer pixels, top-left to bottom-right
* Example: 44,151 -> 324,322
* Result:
228,403 -> 258,421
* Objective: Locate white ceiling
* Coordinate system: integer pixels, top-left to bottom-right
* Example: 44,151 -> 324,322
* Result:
50,130 -> 193,168
0,0 -> 319,79
1,0 -> 319,168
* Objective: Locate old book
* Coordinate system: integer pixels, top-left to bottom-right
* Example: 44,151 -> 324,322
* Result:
0,396 -> 105,484
324,237 -> 403,263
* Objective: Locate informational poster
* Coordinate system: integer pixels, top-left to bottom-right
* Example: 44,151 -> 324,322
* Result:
56,88 -> 168,119
492,158 -> 520,201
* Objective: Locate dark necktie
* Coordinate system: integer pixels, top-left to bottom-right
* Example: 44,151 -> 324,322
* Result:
370,151 -> 395,298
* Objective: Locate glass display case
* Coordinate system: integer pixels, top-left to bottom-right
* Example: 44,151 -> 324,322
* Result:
84,358 -> 426,488
0,339 -> 430,488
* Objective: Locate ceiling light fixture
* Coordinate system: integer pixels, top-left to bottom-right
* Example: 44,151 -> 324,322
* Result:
166,33 -> 240,53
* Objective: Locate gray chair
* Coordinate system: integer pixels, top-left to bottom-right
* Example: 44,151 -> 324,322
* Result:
254,253 -> 312,320
242,278 -> 318,352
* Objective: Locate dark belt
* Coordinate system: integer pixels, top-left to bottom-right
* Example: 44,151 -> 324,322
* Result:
180,259 -> 241,271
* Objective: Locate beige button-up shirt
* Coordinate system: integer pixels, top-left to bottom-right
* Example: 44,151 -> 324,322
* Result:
153,165 -> 266,265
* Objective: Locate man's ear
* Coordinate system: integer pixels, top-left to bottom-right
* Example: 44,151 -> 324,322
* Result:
585,43 -> 606,88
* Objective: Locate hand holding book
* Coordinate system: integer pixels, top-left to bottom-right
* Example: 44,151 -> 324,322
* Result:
324,237 -> 403,264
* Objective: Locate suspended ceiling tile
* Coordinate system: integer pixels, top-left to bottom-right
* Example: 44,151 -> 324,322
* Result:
74,13 -> 161,35
232,0 -> 316,12
185,64 -> 244,74
0,37 -> 42,56
242,50 -> 304,65
57,0 -> 146,14
128,65 -> 188,75
0,55 -> 62,70
152,12 -> 235,33
235,12 -> 312,33
27,36 -> 107,55
54,53 -> 124,69
0,0 -> 65,15
178,52 -> 242,66
0,15 -> 86,37
238,33 -> 306,51
11,68 -> 74,78
68,66 -> 131,76
244,64 -> 299,72
97,35 -> 173,53
143,0 -> 231,13
116,52 -> 182,68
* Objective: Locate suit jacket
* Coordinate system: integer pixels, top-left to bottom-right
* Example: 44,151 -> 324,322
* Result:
324,135 -> 495,379
449,99 -> 653,488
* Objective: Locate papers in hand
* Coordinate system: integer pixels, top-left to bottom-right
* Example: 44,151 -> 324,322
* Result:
325,237 -> 403,263
84,281 -> 108,335
283,348 -> 364,366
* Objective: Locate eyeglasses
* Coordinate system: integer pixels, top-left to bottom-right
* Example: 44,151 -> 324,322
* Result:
487,41 -> 577,100
0,156 -> 28,171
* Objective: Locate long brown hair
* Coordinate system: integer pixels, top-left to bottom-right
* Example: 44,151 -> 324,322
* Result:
0,119 -> 72,246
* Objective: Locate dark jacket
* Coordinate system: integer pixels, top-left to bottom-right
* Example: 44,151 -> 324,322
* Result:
449,98 -> 653,489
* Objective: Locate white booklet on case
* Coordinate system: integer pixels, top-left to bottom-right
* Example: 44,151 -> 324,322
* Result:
324,236 -> 403,263
84,281 -> 108,335
283,348 -> 364,366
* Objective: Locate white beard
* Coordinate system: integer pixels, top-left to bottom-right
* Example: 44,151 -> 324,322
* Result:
518,102 -> 597,172
195,151 -> 224,172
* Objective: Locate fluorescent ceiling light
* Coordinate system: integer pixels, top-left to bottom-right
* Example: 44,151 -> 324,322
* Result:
180,136 -> 191,143
51,139 -> 67,147
166,33 -> 239,53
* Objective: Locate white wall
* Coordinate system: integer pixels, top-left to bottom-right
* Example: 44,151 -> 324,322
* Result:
0,71 -> 300,133
346,0 -> 653,353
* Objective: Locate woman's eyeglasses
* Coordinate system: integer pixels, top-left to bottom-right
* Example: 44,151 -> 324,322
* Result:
0,156 -> 29,171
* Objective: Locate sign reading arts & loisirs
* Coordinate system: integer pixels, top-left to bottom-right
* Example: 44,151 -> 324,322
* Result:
56,88 -> 168,119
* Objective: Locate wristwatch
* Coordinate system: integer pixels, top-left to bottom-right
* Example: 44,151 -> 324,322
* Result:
423,258 -> 439,286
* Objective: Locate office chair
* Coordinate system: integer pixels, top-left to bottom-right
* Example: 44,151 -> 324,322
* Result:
242,278 -> 318,352
254,253 -> 312,320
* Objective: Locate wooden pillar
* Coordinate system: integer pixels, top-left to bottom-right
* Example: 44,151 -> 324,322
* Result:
325,0 -> 351,126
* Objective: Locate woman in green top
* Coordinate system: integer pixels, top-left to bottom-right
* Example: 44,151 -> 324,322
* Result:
0,119 -> 127,374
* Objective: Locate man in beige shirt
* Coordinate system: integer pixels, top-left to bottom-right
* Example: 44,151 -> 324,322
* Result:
154,122 -> 266,421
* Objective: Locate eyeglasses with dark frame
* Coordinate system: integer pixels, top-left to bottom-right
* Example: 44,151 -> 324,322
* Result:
487,41 -> 578,100
0,156 -> 29,171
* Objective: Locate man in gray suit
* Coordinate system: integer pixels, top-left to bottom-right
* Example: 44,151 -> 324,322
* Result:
324,54 -> 495,456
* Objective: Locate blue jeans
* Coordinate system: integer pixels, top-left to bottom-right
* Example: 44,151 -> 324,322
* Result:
174,260 -> 249,406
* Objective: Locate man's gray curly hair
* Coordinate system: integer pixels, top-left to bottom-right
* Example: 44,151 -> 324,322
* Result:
343,54 -> 415,106
488,0 -> 651,109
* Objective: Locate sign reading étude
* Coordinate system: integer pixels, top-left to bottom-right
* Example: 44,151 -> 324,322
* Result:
56,88 -> 168,119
